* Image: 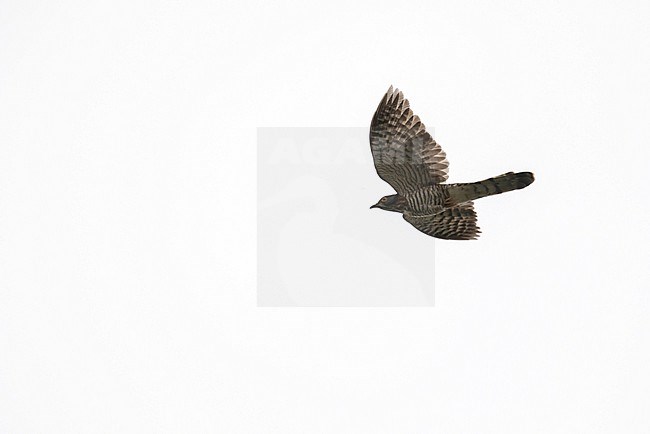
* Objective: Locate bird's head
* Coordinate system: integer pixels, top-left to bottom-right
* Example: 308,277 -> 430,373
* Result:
370,194 -> 405,212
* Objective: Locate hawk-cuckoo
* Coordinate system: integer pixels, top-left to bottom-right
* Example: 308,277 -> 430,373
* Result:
369,86 -> 534,240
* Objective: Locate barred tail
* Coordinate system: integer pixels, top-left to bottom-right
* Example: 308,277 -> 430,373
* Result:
447,172 -> 534,204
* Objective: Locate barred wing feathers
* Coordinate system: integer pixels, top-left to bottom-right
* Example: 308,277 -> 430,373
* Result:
403,202 -> 481,240
369,86 -> 449,195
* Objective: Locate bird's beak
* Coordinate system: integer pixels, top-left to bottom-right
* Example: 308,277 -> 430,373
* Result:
370,204 -> 377,209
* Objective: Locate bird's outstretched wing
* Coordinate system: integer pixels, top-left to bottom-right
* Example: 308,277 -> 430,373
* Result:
369,86 -> 449,195
403,202 -> 480,240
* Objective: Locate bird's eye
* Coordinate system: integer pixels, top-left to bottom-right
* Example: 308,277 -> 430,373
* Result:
380,197 -> 387,202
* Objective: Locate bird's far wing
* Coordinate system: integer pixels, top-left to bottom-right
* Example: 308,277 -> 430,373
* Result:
403,202 -> 480,240
369,86 -> 449,195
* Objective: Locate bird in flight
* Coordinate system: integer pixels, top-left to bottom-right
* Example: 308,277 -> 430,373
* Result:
369,86 -> 534,240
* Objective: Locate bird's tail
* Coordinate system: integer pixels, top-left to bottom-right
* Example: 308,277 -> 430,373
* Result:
447,172 -> 534,204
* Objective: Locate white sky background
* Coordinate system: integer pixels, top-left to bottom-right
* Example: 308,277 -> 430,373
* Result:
257,128 -> 436,307
1,1 -> 650,432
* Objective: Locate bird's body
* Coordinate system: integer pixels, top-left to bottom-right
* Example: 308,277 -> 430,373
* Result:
369,86 -> 534,240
